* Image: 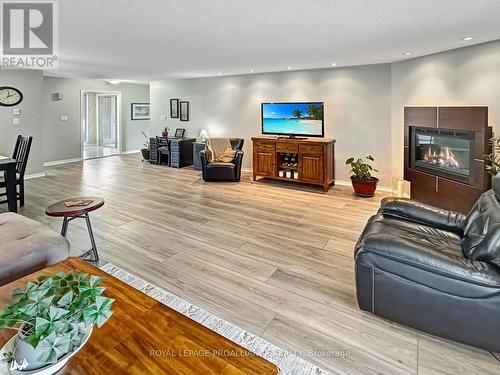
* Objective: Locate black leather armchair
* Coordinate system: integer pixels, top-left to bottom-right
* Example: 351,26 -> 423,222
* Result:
199,138 -> 244,181
355,175 -> 500,352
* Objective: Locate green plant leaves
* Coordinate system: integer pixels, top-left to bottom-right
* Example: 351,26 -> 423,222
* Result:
345,156 -> 377,181
35,317 -> 51,337
82,296 -> 114,328
0,271 -> 113,365
57,290 -> 74,307
36,332 -> 70,364
48,306 -> 69,321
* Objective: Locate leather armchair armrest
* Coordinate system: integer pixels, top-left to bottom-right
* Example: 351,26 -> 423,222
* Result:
234,150 -> 244,180
356,230 -> 500,289
379,197 -> 466,235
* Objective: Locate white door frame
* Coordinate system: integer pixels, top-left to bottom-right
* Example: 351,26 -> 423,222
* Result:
96,93 -> 118,147
80,89 -> 122,159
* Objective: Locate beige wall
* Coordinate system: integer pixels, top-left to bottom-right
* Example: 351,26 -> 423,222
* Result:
391,40 -> 500,179
151,64 -> 392,185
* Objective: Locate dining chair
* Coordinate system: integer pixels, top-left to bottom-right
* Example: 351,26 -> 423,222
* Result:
156,136 -> 170,166
0,135 -> 33,207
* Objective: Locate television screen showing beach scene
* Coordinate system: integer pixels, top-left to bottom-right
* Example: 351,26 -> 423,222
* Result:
261,102 -> 324,137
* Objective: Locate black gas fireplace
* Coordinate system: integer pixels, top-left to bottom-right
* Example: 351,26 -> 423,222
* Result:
410,127 -> 475,185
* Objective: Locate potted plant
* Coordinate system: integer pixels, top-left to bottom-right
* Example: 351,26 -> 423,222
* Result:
0,271 -> 113,374
140,130 -> 150,161
161,126 -> 170,138
484,136 -> 500,176
346,155 -> 379,197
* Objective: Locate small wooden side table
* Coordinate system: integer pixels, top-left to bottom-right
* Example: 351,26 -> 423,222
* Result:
45,197 -> 104,262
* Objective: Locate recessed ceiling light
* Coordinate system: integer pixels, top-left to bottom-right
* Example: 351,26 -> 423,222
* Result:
287,66 -> 292,70
107,79 -> 120,85
462,36 -> 476,41
402,52 -> 413,56
217,72 -> 222,75
250,69 -> 254,73
331,63 -> 337,67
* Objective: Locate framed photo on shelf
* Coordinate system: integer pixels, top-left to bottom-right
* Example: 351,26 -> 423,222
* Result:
174,128 -> 185,138
180,101 -> 189,121
131,103 -> 150,120
170,99 -> 179,118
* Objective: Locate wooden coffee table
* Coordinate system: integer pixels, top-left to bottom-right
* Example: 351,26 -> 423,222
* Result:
0,258 -> 278,375
46,197 -> 105,262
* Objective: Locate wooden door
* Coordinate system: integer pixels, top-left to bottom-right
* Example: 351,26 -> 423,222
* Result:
254,151 -> 275,177
300,155 -> 323,184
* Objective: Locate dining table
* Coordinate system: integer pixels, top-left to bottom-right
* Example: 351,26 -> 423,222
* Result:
0,155 -> 17,213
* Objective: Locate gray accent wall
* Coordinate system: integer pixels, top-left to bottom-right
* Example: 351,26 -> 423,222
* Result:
151,65 -> 392,185
0,70 -> 44,175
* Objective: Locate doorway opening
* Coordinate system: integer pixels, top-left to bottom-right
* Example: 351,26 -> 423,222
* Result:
81,90 -> 121,160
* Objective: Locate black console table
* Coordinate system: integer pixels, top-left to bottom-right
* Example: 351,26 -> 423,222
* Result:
149,137 -> 196,168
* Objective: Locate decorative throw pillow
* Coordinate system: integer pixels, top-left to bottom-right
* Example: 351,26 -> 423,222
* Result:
207,138 -> 232,162
215,147 -> 237,163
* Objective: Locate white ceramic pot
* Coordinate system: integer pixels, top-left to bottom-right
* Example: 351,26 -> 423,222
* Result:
0,327 -> 92,375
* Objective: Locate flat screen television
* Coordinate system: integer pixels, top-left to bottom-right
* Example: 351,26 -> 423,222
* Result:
261,102 -> 324,137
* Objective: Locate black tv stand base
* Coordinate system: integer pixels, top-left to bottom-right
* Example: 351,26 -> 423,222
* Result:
278,135 -> 307,140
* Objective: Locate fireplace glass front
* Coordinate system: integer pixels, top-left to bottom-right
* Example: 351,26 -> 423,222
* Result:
411,127 -> 474,184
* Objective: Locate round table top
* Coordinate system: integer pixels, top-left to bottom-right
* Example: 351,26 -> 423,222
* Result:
45,197 -> 104,217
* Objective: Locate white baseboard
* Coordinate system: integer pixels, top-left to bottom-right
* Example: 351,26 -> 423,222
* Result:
121,149 -> 140,155
43,157 -> 82,167
25,172 -> 46,180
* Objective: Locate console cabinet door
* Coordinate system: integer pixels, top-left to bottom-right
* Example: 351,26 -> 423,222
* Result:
254,151 -> 275,177
300,154 -> 323,183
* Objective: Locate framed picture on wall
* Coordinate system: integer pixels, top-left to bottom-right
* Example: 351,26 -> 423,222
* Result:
180,101 -> 189,121
170,99 -> 179,118
131,103 -> 150,120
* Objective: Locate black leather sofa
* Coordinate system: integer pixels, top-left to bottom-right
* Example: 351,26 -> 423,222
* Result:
355,175 -> 500,352
199,138 -> 244,181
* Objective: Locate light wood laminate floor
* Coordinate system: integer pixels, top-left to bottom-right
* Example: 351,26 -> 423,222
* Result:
4,154 -> 500,375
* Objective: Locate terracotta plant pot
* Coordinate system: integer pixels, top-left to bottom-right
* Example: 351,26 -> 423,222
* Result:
350,176 -> 379,197
140,148 -> 150,161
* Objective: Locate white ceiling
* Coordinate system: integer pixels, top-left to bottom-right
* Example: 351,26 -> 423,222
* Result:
52,0 -> 500,82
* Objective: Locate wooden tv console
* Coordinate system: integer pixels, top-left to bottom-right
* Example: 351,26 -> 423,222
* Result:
252,136 -> 335,192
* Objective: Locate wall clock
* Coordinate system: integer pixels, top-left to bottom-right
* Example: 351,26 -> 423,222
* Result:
0,86 -> 23,107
